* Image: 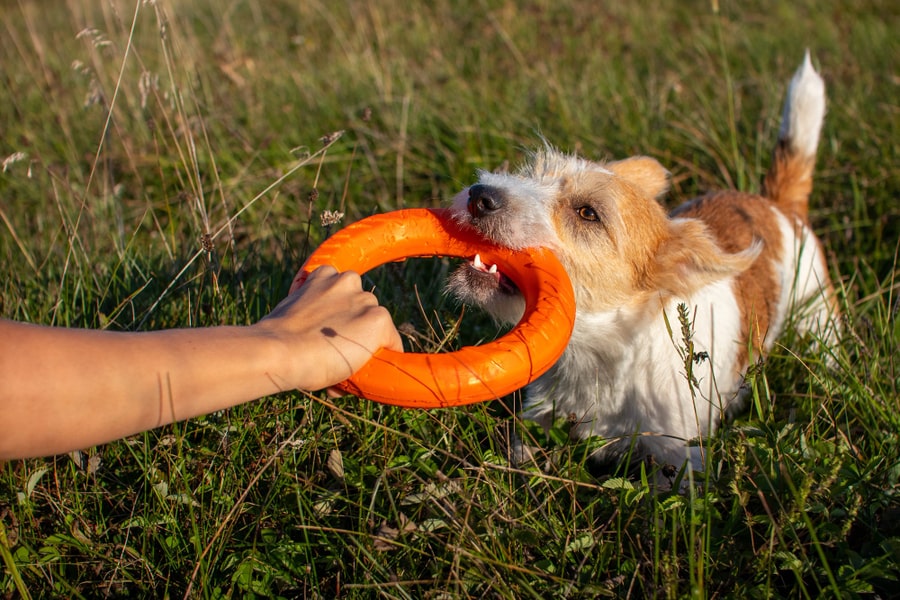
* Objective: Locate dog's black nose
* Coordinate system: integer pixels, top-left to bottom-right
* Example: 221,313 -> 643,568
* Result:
467,184 -> 505,218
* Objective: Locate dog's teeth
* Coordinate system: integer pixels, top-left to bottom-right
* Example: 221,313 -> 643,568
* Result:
470,253 -> 500,276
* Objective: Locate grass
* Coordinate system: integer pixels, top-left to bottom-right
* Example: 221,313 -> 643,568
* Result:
1,0 -> 898,597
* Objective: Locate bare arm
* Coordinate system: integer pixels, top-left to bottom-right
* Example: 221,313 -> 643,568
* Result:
0,266 -> 402,460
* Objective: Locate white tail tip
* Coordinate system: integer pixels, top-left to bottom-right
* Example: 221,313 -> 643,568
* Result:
779,50 -> 826,158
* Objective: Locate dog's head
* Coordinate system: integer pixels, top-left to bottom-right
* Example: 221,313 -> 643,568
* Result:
448,146 -> 757,323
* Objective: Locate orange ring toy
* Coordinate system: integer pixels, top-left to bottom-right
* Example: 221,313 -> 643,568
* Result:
290,208 -> 575,408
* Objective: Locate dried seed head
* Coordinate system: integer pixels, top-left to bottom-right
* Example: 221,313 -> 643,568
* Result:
2,152 -> 27,173
71,60 -> 90,76
319,130 -> 344,146
398,322 -> 417,337
84,78 -> 104,108
138,71 -> 158,110
308,188 -> 319,203
320,210 -> 345,227
200,233 -> 214,253
75,28 -> 111,49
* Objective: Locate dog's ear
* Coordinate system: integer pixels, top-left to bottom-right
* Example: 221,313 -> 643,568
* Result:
607,156 -> 670,200
651,218 -> 761,296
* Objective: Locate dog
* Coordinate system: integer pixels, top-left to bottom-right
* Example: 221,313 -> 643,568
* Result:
447,52 -> 839,484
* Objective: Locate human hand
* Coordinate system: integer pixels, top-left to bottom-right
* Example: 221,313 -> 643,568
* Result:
255,266 -> 403,392
0,267 -> 400,458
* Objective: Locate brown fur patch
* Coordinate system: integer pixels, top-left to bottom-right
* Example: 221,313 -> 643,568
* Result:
649,218 -> 760,299
549,170 -> 673,313
671,192 -> 784,367
764,143 -> 815,222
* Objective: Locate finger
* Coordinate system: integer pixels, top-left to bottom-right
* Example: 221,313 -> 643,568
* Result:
326,386 -> 347,399
368,305 -> 403,352
357,290 -> 380,307
307,264 -> 339,279
332,269 -> 363,292
298,265 -> 339,291
387,328 -> 404,353
284,265 -> 347,305
275,265 -> 338,307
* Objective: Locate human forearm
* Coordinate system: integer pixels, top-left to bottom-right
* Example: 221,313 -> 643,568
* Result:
0,267 -> 403,460
0,322 -> 290,459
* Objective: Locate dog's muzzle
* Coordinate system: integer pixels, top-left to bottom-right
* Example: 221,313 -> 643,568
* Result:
467,184 -> 506,218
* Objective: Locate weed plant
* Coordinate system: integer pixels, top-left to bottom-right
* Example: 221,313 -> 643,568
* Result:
1,0 -> 898,597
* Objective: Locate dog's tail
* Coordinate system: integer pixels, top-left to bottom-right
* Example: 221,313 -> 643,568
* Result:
763,51 -> 825,222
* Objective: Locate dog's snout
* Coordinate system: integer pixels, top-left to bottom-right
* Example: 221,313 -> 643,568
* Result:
467,184 -> 505,218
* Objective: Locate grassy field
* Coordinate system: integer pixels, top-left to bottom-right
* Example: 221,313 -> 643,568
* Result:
1,0 -> 898,597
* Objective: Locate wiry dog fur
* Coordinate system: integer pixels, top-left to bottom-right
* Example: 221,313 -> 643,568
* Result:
447,53 -> 839,484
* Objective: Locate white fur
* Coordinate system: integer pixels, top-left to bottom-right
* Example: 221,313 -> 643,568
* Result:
758,207 -> 831,350
778,213 -> 839,345
780,50 -> 826,158
522,275 -> 749,471
452,172 -> 560,250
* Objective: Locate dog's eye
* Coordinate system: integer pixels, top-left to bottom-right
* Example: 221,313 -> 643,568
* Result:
576,206 -> 600,222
